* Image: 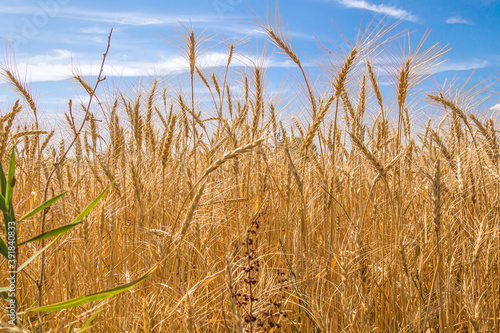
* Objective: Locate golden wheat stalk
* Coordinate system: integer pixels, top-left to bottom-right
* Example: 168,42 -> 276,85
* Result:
204,138 -> 264,177
335,48 -> 357,97
349,132 -> 385,176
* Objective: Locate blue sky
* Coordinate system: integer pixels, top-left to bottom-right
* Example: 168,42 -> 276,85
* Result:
0,0 -> 499,118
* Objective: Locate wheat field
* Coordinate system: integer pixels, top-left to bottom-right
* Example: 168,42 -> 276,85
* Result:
0,16 -> 499,333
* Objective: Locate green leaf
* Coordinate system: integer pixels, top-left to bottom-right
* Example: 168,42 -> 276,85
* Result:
0,288 -> 8,301
17,235 -> 61,273
76,303 -> 105,332
5,149 -> 15,210
3,209 -> 16,240
0,192 -> 7,212
0,237 -> 8,259
72,181 -> 114,223
0,155 -> 6,197
17,191 -> 67,224
27,265 -> 157,312
18,220 -> 83,246
15,182 -> 114,275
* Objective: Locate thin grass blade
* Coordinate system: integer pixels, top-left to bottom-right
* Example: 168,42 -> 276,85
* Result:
17,235 -> 61,273
0,238 -> 8,259
0,156 -> 6,197
0,192 -> 7,212
76,303 -> 105,332
17,191 -> 67,224
5,150 -> 15,210
27,265 -> 157,312
18,220 -> 83,246
72,181 -> 114,223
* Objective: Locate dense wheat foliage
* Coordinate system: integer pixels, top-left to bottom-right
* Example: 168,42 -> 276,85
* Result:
1,18 -> 500,332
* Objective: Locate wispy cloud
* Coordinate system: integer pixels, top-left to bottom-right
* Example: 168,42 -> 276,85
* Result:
333,0 -> 418,22
215,24 -> 313,42
0,5 -> 38,15
435,60 -> 488,73
66,10 -> 216,26
8,49 -> 296,82
79,26 -> 111,34
0,5 -> 220,26
445,16 -> 473,25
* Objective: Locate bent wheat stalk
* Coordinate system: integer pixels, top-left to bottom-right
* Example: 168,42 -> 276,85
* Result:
170,138 -> 265,240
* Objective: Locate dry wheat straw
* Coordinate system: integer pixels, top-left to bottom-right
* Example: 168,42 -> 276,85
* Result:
0,100 -> 22,157
203,139 -> 264,177
2,69 -> 38,120
366,60 -> 384,117
335,48 -> 357,97
301,93 -> 335,152
397,59 -> 410,110
11,130 -> 47,141
349,132 -> 385,176
40,130 -> 55,153
470,113 -> 499,163
261,16 -> 317,118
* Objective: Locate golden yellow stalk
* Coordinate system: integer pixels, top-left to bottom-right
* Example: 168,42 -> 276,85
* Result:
335,48 -> 357,97
203,138 -> 264,177
366,60 -> 384,117
3,69 -> 37,118
397,59 -> 410,110
161,114 -> 178,168
349,132 -> 385,176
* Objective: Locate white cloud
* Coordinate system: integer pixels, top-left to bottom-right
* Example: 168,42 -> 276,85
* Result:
30,49 -> 73,63
80,26 -> 111,34
7,49 -> 296,82
490,103 -> 500,111
334,0 -> 418,22
445,16 -> 473,25
435,60 -> 488,73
